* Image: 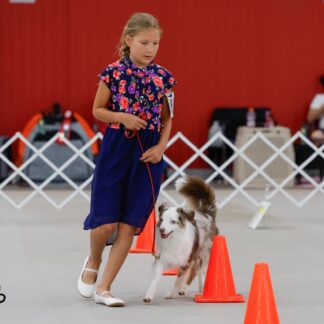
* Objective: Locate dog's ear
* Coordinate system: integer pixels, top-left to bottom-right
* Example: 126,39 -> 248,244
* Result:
186,210 -> 196,224
177,208 -> 186,228
158,203 -> 169,215
177,208 -> 195,227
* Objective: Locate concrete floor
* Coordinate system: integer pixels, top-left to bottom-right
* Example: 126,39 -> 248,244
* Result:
0,187 -> 323,324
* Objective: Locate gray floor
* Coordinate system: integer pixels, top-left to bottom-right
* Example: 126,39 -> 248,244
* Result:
0,187 -> 323,324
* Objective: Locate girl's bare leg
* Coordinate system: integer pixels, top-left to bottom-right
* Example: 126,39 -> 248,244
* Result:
82,223 -> 118,284
96,223 -> 136,293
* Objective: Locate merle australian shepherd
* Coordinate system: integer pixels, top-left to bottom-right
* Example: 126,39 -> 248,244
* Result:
143,176 -> 218,303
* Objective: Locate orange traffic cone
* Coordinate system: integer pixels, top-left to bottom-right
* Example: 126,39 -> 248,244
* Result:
163,268 -> 178,276
194,235 -> 244,303
244,263 -> 280,324
130,211 -> 156,253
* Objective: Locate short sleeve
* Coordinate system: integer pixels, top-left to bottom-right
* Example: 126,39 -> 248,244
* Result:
97,65 -> 114,90
163,69 -> 177,93
310,94 -> 324,110
161,68 -> 177,118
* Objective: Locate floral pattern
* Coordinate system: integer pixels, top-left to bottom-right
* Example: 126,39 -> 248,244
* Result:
98,56 -> 177,132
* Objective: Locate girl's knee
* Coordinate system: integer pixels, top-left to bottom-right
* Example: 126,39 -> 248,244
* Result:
118,223 -> 137,236
96,223 -> 118,235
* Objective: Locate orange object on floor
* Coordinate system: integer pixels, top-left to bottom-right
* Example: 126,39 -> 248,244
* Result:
163,268 -> 178,276
194,235 -> 244,303
244,263 -> 280,324
130,211 -> 156,254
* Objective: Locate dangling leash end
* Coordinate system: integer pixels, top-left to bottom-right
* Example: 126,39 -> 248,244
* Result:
152,252 -> 160,261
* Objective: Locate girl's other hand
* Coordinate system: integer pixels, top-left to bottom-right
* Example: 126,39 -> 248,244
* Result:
120,113 -> 147,130
140,144 -> 166,164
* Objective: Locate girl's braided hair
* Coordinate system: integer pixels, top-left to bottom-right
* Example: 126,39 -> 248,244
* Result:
118,12 -> 163,58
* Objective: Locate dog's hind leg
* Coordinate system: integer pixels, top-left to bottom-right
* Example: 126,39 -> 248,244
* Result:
184,261 -> 199,292
143,260 -> 164,304
175,260 -> 201,296
198,258 -> 205,292
165,266 -> 191,298
197,267 -> 204,292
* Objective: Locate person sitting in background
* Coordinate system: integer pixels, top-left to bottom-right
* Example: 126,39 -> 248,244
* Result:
307,75 -> 324,144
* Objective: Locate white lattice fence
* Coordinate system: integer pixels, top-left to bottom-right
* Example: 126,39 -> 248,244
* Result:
0,130 -> 323,209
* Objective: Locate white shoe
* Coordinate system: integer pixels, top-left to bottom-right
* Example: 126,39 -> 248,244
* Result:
95,291 -> 125,307
77,256 -> 98,298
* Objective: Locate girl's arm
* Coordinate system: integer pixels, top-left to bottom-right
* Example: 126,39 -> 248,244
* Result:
93,81 -> 147,130
140,94 -> 173,164
157,95 -> 173,150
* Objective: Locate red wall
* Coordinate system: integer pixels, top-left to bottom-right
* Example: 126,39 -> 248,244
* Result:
1,0 -> 324,155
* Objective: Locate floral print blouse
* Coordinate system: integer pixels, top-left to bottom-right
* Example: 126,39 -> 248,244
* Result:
98,55 -> 177,132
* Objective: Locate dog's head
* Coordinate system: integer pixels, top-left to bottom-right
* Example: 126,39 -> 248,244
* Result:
157,203 -> 195,239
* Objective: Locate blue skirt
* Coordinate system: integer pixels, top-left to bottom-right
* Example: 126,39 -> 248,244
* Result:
83,127 -> 164,241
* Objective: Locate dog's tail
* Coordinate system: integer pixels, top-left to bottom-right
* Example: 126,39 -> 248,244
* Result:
175,176 -> 217,218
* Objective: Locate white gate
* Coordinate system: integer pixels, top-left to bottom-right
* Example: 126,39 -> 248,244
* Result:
0,131 -> 323,209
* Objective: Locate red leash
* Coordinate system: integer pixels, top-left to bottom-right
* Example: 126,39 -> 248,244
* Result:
124,128 -> 157,258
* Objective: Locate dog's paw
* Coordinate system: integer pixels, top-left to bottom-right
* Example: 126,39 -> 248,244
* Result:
143,297 -> 152,304
165,292 -> 177,299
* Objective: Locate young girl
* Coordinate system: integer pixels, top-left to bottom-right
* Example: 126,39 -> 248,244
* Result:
77,12 -> 177,307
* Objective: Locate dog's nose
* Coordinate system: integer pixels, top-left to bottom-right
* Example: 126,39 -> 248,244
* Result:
159,228 -> 165,234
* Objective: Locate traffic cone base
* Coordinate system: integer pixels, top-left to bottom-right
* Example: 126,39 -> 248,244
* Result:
193,235 -> 244,303
194,293 -> 244,303
129,247 -> 156,253
163,268 -> 178,276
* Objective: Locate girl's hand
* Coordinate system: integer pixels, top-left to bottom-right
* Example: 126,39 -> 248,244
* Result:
140,144 -> 166,164
120,113 -> 147,131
